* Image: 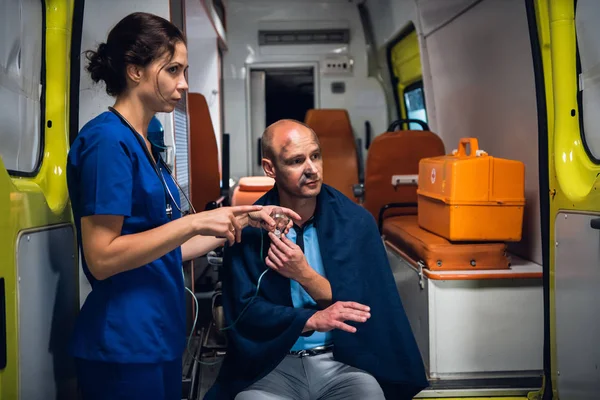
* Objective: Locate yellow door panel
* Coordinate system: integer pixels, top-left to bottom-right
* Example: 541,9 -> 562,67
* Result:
0,1 -> 75,398
391,30 -> 422,85
545,1 -> 600,207
390,26 -> 423,120
536,0 -> 600,398
549,1 -> 600,203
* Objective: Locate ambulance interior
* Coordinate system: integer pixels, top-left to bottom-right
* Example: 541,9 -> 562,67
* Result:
5,0 -> 600,398
165,0 -> 545,397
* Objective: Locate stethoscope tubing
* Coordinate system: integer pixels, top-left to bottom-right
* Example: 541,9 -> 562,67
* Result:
108,107 -> 196,218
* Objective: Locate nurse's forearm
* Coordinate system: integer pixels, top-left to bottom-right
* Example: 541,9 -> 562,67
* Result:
181,235 -> 226,262
81,214 -> 201,280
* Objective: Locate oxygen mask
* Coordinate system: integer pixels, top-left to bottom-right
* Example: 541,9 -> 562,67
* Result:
270,207 -> 290,238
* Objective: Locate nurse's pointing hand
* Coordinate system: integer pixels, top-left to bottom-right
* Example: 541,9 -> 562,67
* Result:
247,206 -> 301,234
193,205 -> 263,245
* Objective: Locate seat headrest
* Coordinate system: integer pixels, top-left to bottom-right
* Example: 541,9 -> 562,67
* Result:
238,176 -> 275,192
189,92 -> 221,211
304,109 -> 353,140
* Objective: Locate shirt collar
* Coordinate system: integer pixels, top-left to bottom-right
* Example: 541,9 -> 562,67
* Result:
293,214 -> 316,233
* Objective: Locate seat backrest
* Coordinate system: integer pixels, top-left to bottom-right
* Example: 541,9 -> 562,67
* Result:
188,93 -> 221,211
363,130 -> 445,221
304,109 -> 359,201
231,176 -> 275,206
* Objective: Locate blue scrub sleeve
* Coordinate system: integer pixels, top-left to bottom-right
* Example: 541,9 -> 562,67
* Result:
79,140 -> 133,217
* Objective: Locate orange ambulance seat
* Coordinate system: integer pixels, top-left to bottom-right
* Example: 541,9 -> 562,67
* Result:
188,93 -> 222,211
231,176 -> 275,206
304,109 -> 359,201
363,129 -> 445,222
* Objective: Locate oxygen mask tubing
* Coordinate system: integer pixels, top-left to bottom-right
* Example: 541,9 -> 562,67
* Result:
219,206 -> 292,334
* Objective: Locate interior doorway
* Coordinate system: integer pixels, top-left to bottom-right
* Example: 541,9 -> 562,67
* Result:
249,65 -> 317,175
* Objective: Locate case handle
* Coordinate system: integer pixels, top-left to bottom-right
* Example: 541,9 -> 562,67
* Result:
456,138 -> 480,157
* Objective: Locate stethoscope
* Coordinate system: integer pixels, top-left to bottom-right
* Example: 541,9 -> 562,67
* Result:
108,106 -> 196,219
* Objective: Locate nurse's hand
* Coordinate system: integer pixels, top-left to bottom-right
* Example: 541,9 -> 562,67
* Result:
194,205 -> 263,245
246,206 -> 301,234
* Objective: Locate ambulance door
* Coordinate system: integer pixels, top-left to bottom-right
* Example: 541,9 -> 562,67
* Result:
387,24 -> 428,130
0,0 -> 78,398
537,0 -> 600,397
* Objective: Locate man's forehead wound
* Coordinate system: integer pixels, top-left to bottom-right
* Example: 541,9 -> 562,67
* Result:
272,124 -> 318,155
280,137 -> 295,155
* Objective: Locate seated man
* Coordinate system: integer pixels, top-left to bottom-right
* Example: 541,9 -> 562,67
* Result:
205,120 -> 427,400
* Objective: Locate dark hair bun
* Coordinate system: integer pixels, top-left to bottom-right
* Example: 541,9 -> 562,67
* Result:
85,43 -> 125,97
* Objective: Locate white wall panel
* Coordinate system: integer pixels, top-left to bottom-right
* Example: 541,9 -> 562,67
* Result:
186,0 -> 222,163
368,0 -> 417,48
422,0 -> 540,263
224,0 -> 387,178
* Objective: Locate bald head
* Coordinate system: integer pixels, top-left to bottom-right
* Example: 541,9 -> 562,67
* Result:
261,119 -> 320,162
261,119 -> 323,199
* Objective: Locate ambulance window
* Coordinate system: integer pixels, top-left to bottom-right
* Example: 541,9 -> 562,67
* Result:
576,0 -> 600,161
387,23 -> 428,130
0,0 -> 44,175
403,81 -> 427,130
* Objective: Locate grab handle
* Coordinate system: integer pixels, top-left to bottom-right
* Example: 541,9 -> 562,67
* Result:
456,138 -> 480,157
387,119 -> 429,131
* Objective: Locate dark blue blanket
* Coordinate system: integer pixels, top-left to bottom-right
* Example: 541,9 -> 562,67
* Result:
205,185 -> 427,399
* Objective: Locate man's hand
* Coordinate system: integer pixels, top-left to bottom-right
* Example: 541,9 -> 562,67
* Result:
304,301 -> 371,333
265,232 -> 314,283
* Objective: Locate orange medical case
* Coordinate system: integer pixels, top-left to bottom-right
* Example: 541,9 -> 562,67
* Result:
383,215 -> 509,271
417,138 -> 525,242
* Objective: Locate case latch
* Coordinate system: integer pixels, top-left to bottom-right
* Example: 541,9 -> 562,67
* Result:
417,261 -> 425,290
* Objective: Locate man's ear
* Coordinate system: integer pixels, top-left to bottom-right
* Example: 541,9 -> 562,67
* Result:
126,64 -> 143,84
262,158 -> 276,179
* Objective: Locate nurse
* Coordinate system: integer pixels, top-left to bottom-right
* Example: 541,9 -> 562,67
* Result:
66,12 -> 299,399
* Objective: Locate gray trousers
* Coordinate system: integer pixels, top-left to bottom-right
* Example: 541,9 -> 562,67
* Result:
235,353 -> 385,400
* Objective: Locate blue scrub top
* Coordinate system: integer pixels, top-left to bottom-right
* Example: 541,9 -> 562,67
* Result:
66,111 -> 186,363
